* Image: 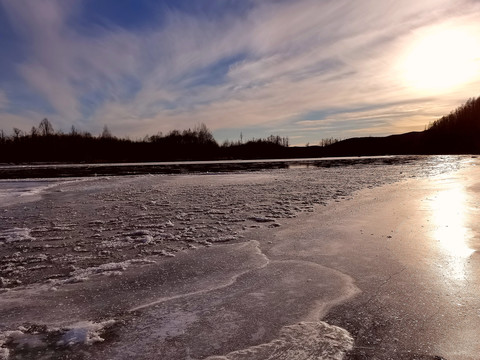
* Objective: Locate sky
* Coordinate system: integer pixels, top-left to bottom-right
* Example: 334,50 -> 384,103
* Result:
0,0 -> 479,146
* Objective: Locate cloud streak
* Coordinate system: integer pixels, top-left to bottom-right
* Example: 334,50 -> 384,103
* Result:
1,0 -> 479,144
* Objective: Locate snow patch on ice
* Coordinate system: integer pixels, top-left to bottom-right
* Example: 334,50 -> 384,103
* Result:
0,228 -> 35,243
124,229 -> 154,244
68,262 -> 128,281
57,320 -> 116,346
164,220 -> 175,227
63,258 -> 156,283
89,220 -> 105,225
159,250 -> 175,257
211,235 -> 237,243
0,180 -> 61,208
206,321 -> 353,360
1,330 -> 47,352
0,319 -> 116,358
0,277 -> 22,288
0,348 -> 9,360
248,216 -> 275,223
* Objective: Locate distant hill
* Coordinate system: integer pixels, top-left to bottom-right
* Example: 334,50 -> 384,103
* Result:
320,96 -> 480,156
320,131 -> 426,156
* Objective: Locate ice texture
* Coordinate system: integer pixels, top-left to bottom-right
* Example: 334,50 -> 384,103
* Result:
0,156 -> 470,359
0,156 -> 466,289
206,321 -> 354,360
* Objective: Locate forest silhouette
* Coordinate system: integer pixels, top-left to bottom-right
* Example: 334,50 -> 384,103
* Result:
1,96 -> 479,164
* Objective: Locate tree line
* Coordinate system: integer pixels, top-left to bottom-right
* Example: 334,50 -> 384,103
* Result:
2,95 -> 479,163
424,96 -> 480,154
0,120 -> 296,163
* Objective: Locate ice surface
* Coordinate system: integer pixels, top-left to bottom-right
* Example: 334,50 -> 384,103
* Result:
0,156 -> 468,289
206,321 -> 354,360
0,156 -> 471,359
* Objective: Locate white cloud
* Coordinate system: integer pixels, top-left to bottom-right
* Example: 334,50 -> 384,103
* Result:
1,0 -> 480,143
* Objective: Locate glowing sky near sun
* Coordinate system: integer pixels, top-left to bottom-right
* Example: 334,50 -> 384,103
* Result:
0,0 -> 479,145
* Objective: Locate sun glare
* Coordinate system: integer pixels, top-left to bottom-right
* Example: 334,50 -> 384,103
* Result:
430,182 -> 475,281
401,28 -> 480,92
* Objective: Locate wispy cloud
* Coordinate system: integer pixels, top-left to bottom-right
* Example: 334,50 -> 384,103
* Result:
1,0 -> 479,143
0,90 -> 7,110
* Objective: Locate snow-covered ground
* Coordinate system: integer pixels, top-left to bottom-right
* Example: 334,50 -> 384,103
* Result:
0,155 -> 471,359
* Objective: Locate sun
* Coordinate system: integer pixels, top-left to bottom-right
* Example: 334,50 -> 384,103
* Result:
401,27 -> 480,92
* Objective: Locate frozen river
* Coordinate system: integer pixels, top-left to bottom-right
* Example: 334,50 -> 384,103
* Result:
0,155 -> 478,359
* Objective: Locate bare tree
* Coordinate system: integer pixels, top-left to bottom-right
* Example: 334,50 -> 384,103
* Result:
70,125 -> 79,136
101,125 -> 112,139
319,137 -> 339,147
194,123 -> 216,144
38,118 -> 54,136
13,127 -> 23,139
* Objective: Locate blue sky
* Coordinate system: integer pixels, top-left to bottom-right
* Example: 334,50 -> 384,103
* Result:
1,0 -> 479,145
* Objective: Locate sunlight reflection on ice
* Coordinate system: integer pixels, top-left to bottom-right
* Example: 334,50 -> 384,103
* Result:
430,181 -> 475,280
